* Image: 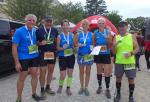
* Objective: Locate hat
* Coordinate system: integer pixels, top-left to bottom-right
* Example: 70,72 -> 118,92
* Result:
118,20 -> 128,27
44,15 -> 53,21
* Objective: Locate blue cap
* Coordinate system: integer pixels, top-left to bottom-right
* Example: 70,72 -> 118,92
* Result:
44,15 -> 53,21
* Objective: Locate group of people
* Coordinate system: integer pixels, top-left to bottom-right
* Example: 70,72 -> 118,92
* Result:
12,14 -> 139,102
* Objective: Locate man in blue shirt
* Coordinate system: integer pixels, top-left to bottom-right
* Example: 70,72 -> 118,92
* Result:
12,14 -> 42,102
36,16 -> 58,98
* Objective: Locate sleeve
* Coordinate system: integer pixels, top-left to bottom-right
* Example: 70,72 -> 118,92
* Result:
54,28 -> 59,38
12,29 -> 21,45
36,29 -> 40,42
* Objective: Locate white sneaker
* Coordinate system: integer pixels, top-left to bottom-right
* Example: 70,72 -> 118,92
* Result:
148,69 -> 150,72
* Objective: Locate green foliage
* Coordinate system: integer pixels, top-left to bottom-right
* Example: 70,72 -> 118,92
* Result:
0,0 -> 53,23
85,0 -> 108,16
0,0 -> 85,24
51,2 -> 85,24
105,11 -> 122,27
126,17 -> 146,31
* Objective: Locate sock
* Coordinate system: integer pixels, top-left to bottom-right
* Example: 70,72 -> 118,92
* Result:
116,82 -> 121,94
97,74 -> 102,87
46,84 -> 50,90
105,77 -> 110,89
67,77 -> 73,87
41,87 -> 45,93
59,79 -> 64,87
129,84 -> 135,97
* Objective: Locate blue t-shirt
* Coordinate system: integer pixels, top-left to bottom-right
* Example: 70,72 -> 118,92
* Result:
12,26 -> 38,60
94,28 -> 110,54
36,26 -> 58,53
58,32 -> 73,57
78,32 -> 93,55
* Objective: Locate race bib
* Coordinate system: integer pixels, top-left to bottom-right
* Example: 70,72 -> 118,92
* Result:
124,64 -> 135,70
64,48 -> 73,57
100,46 -> 107,52
28,45 -> 38,54
44,52 -> 54,60
47,38 -> 54,45
84,55 -> 94,62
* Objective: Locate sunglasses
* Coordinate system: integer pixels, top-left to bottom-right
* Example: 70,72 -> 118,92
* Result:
27,19 -> 35,23
98,23 -> 105,25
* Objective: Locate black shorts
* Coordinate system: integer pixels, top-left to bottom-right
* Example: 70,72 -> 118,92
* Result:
59,55 -> 75,71
94,54 -> 111,64
19,57 -> 39,71
39,52 -> 56,67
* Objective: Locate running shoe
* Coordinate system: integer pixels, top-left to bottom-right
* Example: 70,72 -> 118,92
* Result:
84,88 -> 90,96
96,86 -> 102,94
46,88 -> 55,96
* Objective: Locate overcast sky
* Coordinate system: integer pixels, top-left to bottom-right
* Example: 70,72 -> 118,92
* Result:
59,0 -> 150,19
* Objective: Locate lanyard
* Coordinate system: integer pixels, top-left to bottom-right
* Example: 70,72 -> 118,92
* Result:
25,26 -> 34,45
62,32 -> 70,45
44,26 -> 51,41
82,31 -> 88,44
99,29 -> 107,38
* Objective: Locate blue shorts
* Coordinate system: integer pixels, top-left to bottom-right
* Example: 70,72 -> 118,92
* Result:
77,55 -> 94,66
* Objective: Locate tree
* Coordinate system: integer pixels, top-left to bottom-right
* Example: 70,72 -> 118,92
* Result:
0,0 -> 53,23
126,17 -> 145,31
85,0 -> 108,17
51,2 -> 85,24
105,11 -> 122,28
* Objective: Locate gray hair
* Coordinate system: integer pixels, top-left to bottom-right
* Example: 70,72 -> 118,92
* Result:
25,14 -> 37,22
98,18 -> 106,23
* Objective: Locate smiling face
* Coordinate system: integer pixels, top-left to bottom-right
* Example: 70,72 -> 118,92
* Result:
61,19 -> 70,32
82,20 -> 90,32
98,18 -> 106,30
25,14 -> 37,29
44,20 -> 53,28
118,24 -> 128,35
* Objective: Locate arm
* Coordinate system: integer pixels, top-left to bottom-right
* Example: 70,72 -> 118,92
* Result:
12,44 -> 22,72
92,33 -> 96,46
112,36 -> 121,54
12,30 -> 22,72
36,29 -> 47,46
12,44 -> 19,65
73,33 -> 78,48
108,31 -> 113,45
56,35 -> 66,51
131,34 -> 139,55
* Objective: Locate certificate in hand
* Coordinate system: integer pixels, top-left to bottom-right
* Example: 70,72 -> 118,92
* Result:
90,46 -> 101,55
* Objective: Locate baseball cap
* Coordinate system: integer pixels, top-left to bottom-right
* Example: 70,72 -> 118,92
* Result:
44,15 -> 53,21
118,20 -> 128,27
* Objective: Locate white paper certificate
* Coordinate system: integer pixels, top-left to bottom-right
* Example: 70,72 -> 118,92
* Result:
90,46 -> 101,55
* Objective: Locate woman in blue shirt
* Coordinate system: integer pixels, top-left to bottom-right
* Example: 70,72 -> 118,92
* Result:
76,20 -> 94,96
56,19 -> 75,96
94,18 -> 112,99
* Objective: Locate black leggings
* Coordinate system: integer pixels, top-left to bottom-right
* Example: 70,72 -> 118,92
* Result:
145,50 -> 150,69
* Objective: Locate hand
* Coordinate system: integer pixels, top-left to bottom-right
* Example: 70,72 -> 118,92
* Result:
15,62 -> 22,73
90,45 -> 94,50
63,44 -> 68,50
124,52 -> 131,59
41,40 -> 47,45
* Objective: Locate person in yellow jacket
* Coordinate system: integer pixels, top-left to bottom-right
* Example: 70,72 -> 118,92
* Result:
113,21 -> 139,102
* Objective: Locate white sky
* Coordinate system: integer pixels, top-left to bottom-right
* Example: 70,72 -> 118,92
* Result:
59,0 -> 150,19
